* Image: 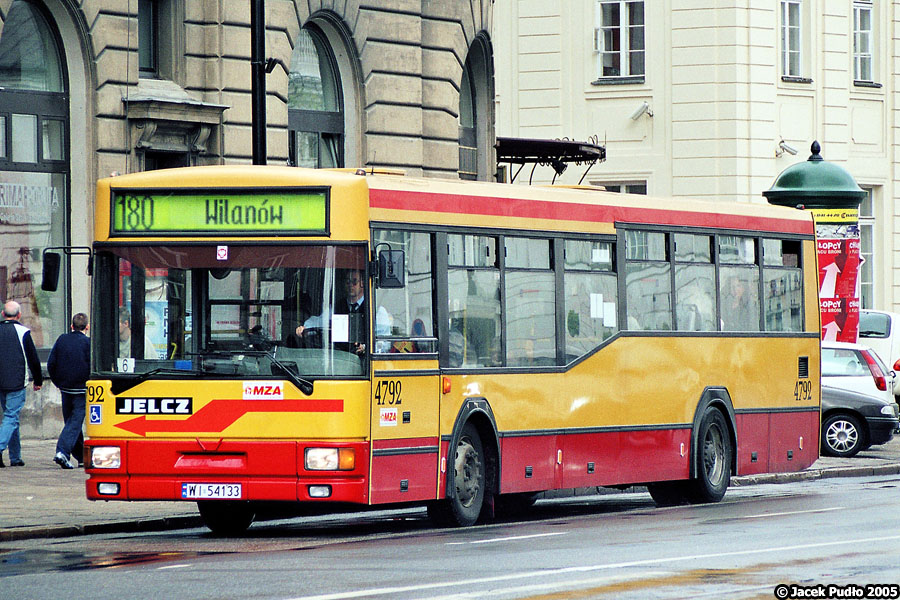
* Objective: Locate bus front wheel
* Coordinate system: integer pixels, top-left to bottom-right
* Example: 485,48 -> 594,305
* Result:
198,500 -> 255,536
428,423 -> 485,527
685,408 -> 732,503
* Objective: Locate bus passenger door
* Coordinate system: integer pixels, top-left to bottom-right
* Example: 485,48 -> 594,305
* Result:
369,360 -> 441,504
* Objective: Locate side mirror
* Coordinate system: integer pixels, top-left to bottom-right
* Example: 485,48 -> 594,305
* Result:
41,251 -> 61,292
377,249 -> 405,289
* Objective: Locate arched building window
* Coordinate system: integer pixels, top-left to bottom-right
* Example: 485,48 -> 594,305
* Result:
458,64 -> 477,180
458,34 -> 495,181
289,25 -> 344,168
0,0 -> 69,353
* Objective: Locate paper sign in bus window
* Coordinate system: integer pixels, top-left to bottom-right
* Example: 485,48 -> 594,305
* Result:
590,293 -> 603,319
592,246 -> 610,265
603,302 -> 616,327
332,314 -> 349,343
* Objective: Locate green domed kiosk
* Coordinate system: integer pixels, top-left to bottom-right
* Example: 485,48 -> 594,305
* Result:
764,141 -> 865,211
764,141 -> 865,343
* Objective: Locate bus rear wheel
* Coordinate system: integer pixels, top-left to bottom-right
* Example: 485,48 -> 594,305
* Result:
197,500 -> 256,536
685,408 -> 732,503
428,423 -> 485,527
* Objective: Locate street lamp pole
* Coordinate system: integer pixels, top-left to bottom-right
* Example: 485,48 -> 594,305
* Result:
251,0 -> 266,165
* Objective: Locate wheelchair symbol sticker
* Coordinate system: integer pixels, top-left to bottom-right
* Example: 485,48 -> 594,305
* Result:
89,404 -> 102,425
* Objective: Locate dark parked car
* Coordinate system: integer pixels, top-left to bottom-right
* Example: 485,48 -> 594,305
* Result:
821,385 -> 899,458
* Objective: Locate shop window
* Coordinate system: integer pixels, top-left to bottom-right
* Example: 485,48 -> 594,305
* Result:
0,0 -> 69,354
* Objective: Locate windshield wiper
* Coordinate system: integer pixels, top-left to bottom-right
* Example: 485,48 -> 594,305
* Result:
228,350 -> 315,396
107,352 -> 315,396
109,367 -> 202,395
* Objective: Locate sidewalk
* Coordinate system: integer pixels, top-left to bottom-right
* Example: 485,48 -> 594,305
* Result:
2,436 -> 900,542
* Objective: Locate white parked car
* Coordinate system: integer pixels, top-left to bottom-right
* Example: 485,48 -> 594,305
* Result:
821,340 -> 896,406
858,309 -> 900,399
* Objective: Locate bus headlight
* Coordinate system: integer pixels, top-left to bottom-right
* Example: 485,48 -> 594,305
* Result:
91,446 -> 122,469
304,447 -> 355,471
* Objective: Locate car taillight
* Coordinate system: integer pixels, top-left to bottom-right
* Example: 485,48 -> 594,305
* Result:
893,359 -> 900,372
861,350 -> 887,391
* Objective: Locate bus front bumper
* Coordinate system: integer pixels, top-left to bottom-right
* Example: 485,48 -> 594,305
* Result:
84,439 -> 370,505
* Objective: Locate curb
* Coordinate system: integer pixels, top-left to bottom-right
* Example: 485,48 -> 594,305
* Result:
0,515 -> 203,543
730,463 -> 900,486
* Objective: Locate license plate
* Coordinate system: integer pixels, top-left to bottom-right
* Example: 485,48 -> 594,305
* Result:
181,483 -> 242,499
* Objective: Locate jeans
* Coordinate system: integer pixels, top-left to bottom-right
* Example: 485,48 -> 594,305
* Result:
56,391 -> 85,463
0,388 -> 25,459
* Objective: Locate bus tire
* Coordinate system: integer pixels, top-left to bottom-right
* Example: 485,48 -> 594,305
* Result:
197,500 -> 255,536
428,423 -> 485,527
685,408 -> 732,504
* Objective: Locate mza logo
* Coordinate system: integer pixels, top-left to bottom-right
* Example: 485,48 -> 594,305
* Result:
116,397 -> 193,415
242,381 -> 284,400
380,407 -> 398,427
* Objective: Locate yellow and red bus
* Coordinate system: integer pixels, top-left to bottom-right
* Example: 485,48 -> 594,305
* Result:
66,165 -> 820,533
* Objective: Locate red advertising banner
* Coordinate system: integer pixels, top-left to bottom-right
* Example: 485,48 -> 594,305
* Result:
815,225 -> 861,343
820,296 -> 860,342
817,238 -> 860,299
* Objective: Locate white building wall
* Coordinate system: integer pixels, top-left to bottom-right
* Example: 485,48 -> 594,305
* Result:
494,0 -> 899,311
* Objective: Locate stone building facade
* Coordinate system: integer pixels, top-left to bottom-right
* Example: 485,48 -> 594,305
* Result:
493,0 -> 897,312
0,0 -> 495,438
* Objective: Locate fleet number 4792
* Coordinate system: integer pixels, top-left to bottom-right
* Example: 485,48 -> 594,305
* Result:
794,379 -> 812,402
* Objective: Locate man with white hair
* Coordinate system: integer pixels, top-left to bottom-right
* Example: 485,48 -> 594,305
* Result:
0,301 -> 43,467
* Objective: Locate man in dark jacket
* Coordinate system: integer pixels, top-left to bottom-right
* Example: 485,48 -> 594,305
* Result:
48,312 -> 90,469
0,301 -> 43,467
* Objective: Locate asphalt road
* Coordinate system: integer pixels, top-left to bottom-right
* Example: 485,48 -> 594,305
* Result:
2,472 -> 899,600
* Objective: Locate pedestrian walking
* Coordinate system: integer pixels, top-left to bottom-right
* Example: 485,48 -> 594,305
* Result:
0,300 -> 43,467
0,395 -> 23,467
47,312 -> 90,469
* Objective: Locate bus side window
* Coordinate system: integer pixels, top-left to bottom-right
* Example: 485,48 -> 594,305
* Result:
563,239 -> 617,362
674,234 -> 715,332
372,229 -> 437,354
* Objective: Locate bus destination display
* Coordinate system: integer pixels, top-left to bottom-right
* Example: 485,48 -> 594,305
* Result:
111,188 -> 328,235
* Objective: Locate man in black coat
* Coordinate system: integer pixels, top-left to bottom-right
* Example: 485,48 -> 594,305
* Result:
338,269 -> 367,355
0,300 -> 43,467
48,313 -> 90,469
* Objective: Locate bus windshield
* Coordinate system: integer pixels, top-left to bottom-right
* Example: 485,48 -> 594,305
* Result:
92,243 -> 369,379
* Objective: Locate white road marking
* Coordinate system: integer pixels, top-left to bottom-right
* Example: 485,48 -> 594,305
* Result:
444,531 -> 567,545
157,564 -> 191,570
419,571 -> 669,600
284,533 -> 900,600
738,506 -> 845,519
